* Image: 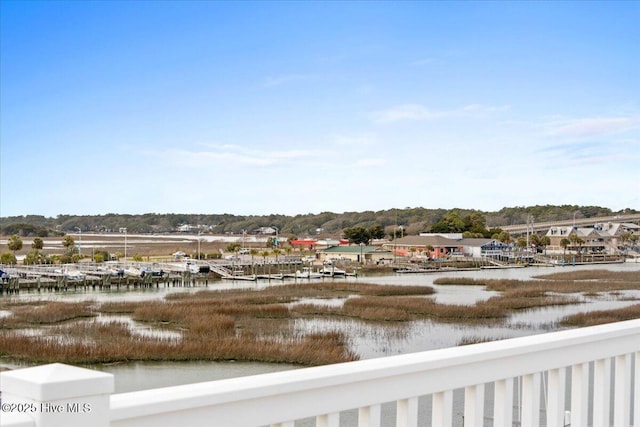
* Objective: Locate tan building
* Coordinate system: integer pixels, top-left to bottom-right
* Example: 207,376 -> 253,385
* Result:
318,245 -> 394,265
546,222 -> 639,253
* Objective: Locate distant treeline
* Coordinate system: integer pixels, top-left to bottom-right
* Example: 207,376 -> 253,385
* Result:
0,205 -> 635,238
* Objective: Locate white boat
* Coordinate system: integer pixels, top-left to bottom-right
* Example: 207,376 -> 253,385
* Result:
124,267 -> 143,277
65,270 -> 86,279
54,268 -> 86,279
295,267 -> 322,279
320,264 -> 346,277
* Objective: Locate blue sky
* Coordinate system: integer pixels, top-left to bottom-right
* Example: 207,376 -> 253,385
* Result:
1,1 -> 638,217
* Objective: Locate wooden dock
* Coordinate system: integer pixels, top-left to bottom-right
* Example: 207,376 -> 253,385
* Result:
0,259 -> 312,294
0,263 -> 212,295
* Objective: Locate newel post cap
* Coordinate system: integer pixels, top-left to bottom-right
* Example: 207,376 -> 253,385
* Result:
0,363 -> 114,401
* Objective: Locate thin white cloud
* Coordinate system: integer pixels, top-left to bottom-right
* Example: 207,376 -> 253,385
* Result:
145,144 -> 324,168
538,139 -> 640,169
546,115 -> 640,138
371,103 -> 510,124
372,104 -> 443,123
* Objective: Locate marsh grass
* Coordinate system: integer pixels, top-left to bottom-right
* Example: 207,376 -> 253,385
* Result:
0,301 -> 95,327
343,296 -> 509,321
485,288 -> 581,310
433,269 -> 639,328
434,270 -> 640,294
1,271 -> 637,366
0,284 -> 372,365
0,283 -> 434,365
534,270 -> 640,282
458,335 -> 509,346
166,282 -> 435,301
560,304 -> 640,327
0,314 -> 355,365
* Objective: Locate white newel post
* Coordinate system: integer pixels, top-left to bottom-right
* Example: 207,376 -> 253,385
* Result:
0,363 -> 114,427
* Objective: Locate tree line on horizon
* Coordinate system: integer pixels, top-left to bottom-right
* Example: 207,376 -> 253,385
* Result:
0,205 -> 635,238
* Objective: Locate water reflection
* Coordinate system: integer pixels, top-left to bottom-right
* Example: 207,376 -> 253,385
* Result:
508,294 -> 640,327
429,284 -> 499,305
95,314 -> 182,340
92,360 -> 300,393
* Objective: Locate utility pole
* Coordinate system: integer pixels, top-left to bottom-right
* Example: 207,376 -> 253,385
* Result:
123,228 -> 127,262
75,227 -> 82,256
526,215 -> 534,253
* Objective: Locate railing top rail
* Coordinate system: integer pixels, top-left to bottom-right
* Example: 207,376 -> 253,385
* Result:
0,413 -> 35,427
110,319 -> 640,425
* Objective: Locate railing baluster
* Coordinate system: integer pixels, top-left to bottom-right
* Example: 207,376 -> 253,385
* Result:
358,404 -> 381,427
432,390 -> 453,427
635,352 -> 640,427
571,362 -> 589,427
593,358 -> 611,427
463,384 -> 485,427
547,367 -> 566,427
396,397 -> 418,427
521,372 -> 540,427
317,412 -> 340,427
493,378 -> 514,427
613,354 -> 631,427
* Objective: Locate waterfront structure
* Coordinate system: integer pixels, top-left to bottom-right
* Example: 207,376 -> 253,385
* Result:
318,245 -> 393,265
1,319 -> 638,427
546,222 -> 639,253
382,236 -> 509,260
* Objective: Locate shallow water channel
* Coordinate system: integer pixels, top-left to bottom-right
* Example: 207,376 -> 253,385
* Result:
1,262 -> 639,424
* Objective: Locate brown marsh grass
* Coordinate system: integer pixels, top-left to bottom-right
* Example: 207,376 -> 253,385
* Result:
0,283 -> 433,365
0,313 -> 355,366
534,270 -> 640,282
0,301 -> 95,327
434,269 -> 639,328
560,304 -> 640,327
457,335 -> 509,346
1,273 -> 637,366
165,282 -> 435,301
485,288 -> 581,310
341,296 -> 508,321
433,270 -> 640,294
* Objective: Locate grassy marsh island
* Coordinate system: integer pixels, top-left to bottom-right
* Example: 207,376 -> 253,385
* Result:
0,269 -> 638,366
0,283 -> 432,366
433,269 -> 640,327
433,269 -> 640,294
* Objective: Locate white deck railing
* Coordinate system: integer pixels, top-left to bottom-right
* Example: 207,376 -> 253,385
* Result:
1,319 -> 639,427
